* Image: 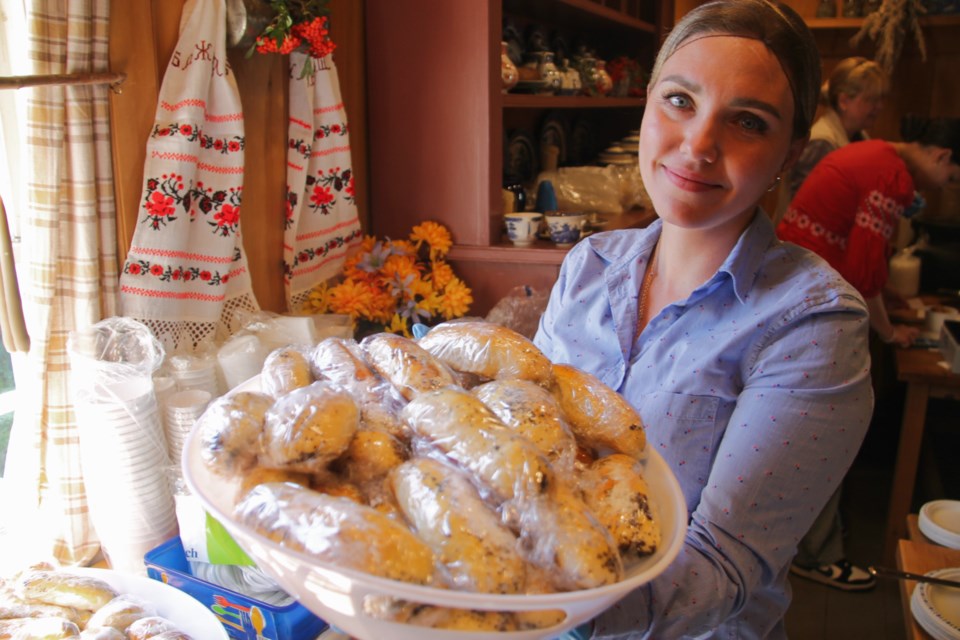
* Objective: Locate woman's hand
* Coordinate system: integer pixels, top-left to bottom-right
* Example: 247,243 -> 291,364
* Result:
882,324 -> 920,348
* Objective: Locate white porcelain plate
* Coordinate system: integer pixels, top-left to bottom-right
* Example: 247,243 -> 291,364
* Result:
911,567 -> 960,640
920,500 -> 960,549
66,567 -> 229,639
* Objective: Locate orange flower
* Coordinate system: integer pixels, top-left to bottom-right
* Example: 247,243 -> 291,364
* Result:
411,221 -> 452,257
327,279 -> 377,319
437,277 -> 473,320
429,261 -> 455,290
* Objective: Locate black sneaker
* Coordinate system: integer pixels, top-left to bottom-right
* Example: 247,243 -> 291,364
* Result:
789,559 -> 877,592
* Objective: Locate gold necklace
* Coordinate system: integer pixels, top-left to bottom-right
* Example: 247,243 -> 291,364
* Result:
636,242 -> 659,335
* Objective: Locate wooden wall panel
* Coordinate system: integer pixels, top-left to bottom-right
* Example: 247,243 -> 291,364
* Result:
108,0 -> 367,314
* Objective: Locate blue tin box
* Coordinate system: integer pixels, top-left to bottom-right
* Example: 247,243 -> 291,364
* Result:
145,538 -> 327,640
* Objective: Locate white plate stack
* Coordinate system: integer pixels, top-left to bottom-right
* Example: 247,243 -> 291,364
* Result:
74,376 -> 178,575
164,389 -> 212,467
919,500 -> 960,549
910,567 -> 960,640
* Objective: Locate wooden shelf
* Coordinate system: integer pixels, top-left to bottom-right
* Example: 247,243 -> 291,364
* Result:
806,17 -> 863,29
505,0 -> 658,34
452,207 -> 657,265
502,94 -> 646,108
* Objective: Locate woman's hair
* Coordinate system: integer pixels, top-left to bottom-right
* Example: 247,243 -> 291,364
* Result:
820,57 -> 887,109
648,0 -> 821,141
901,114 -> 960,162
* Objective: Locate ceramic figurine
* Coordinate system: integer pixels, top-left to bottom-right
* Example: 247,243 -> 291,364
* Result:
500,41 -> 519,93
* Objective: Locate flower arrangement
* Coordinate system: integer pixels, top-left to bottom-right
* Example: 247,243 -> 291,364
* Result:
303,221 -> 474,338
245,0 -> 336,76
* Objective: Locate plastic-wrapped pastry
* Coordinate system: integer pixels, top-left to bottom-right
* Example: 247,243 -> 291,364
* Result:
235,482 -> 438,585
15,571 -> 117,612
260,381 -> 359,473
360,333 -> 458,401
79,627 -> 127,639
389,458 -> 526,594
84,594 -> 156,633
520,482 -> 624,591
472,379 -> 577,475
145,632 -> 193,640
260,346 -> 313,398
417,320 -> 553,387
550,363 -> 646,458
238,466 -> 312,504
310,337 -> 408,438
400,388 -> 552,505
197,391 -> 274,476
335,430 -> 408,485
0,600 -> 82,625
579,454 -> 660,558
125,616 -> 184,639
0,616 -> 80,639
309,471 -> 366,503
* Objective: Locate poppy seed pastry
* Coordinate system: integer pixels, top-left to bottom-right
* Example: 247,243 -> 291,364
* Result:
260,381 -> 360,473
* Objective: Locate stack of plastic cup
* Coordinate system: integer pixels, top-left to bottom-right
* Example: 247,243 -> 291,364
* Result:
168,354 -> 220,397
163,389 -> 212,467
73,375 -> 178,575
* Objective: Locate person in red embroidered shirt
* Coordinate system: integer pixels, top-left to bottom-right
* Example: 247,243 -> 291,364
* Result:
777,116 -> 960,350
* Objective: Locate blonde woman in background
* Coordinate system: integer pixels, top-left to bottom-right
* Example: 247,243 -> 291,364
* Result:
773,57 -> 888,224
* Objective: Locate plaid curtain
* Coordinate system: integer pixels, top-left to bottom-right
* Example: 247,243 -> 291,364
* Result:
3,0 -> 118,565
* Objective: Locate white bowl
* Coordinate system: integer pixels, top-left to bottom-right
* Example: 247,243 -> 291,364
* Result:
182,385 -> 688,640
65,567 -> 229,639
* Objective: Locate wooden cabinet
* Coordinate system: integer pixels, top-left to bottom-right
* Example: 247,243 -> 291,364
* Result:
365,0 -> 671,315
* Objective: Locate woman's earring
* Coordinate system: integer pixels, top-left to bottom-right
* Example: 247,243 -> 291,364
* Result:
767,175 -> 782,192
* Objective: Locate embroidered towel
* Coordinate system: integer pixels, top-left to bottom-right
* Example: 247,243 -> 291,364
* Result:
119,0 -> 258,351
283,51 -> 362,311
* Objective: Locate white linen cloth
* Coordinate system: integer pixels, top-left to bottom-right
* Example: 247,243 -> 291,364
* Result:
120,0 -> 258,351
283,51 -> 362,310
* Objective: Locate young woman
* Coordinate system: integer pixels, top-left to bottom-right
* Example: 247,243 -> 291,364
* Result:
535,1 -> 874,637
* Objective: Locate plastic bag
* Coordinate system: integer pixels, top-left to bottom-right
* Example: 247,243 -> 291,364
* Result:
485,285 -> 549,340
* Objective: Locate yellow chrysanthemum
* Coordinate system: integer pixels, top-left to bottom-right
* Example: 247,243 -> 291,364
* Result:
385,313 -> 411,337
410,221 -> 452,257
327,279 -> 377,319
381,254 -> 421,281
389,239 -> 417,257
418,290 -> 443,317
438,277 -> 472,320
302,282 -> 331,313
429,260 -> 454,290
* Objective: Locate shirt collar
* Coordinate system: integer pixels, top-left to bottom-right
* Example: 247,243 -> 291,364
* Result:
585,211 -> 777,306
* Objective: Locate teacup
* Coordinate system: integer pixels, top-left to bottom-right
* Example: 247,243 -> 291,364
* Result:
504,212 -> 543,246
544,212 -> 588,248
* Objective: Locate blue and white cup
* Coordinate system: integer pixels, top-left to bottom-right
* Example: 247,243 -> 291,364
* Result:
504,212 -> 543,246
545,212 -> 588,247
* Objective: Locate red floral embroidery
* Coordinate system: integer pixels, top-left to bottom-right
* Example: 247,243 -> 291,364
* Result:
142,173 -> 189,229
191,181 -> 243,237
289,138 -> 311,160
305,166 -> 354,214
314,121 -> 349,140
150,121 -> 245,155
122,258 -> 233,286
284,187 -> 298,229
283,227 -> 363,279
